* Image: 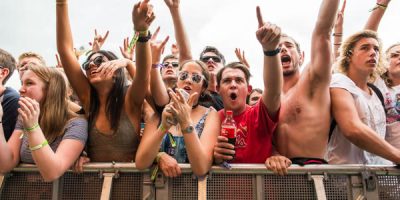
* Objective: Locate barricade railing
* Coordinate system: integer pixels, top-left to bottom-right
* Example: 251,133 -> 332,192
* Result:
1,163 -> 399,200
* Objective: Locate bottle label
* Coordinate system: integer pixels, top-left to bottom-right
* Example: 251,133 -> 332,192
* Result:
221,127 -> 236,138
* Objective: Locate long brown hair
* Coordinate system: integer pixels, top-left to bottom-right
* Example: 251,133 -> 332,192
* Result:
27,64 -> 76,143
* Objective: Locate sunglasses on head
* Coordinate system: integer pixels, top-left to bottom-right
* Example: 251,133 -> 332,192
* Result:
178,71 -> 204,83
82,56 -> 105,70
200,56 -> 221,63
162,62 -> 179,68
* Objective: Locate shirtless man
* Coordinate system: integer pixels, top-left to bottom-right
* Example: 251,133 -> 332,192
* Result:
269,0 -> 340,167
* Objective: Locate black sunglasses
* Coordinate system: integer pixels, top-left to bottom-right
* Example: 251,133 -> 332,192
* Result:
82,56 -> 105,70
162,62 -> 179,68
200,56 -> 221,63
178,71 -> 204,83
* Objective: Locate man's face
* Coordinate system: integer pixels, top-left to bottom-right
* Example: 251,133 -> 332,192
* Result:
161,58 -> 179,81
279,36 -> 303,77
387,45 -> 400,77
217,68 -> 249,112
200,52 -> 224,74
248,91 -> 262,106
18,57 -> 42,78
350,37 -> 380,75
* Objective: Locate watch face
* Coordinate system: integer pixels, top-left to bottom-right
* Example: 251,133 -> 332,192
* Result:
184,125 -> 194,134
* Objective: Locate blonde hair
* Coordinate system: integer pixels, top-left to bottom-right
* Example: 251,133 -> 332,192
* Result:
334,30 -> 386,83
27,64 -> 76,143
381,43 -> 400,88
18,52 -> 46,66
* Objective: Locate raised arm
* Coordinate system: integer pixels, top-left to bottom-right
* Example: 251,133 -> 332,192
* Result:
333,0 -> 346,59
308,0 -> 339,84
56,0 -> 91,110
149,27 -> 170,106
331,88 -> 400,164
127,0 -> 154,110
364,0 -> 391,31
256,7 -> 282,119
164,0 -> 193,63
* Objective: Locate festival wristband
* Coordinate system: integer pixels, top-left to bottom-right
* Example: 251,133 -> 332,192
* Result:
24,123 -> 40,132
29,140 -> 49,151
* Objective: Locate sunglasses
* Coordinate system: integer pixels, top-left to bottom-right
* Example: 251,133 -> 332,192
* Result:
162,62 -> 179,68
82,56 -> 105,70
178,71 -> 204,83
200,56 -> 221,63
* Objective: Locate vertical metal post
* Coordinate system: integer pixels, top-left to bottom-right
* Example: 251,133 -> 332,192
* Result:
255,175 -> 264,200
311,175 -> 327,200
198,176 -> 207,200
100,172 -> 115,200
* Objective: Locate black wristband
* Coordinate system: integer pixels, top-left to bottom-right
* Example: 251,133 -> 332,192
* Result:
263,47 -> 281,56
137,32 -> 152,43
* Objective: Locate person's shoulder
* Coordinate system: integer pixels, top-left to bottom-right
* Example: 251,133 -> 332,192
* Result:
4,87 -> 20,99
66,117 -> 88,128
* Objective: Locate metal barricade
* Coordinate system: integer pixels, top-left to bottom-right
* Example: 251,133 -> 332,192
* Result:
1,164 -> 400,200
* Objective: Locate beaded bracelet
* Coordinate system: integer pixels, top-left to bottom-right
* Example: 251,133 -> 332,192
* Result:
29,140 -> 49,151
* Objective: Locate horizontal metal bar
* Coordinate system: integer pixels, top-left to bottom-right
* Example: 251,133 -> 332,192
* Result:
11,163 -> 400,175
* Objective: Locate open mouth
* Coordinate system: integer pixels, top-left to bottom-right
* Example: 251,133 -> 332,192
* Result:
367,59 -> 377,64
230,93 -> 237,101
281,55 -> 291,66
183,86 -> 192,93
166,69 -> 174,74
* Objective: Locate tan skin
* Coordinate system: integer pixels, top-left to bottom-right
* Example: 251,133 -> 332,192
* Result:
273,0 -> 339,164
136,62 -> 220,177
214,6 -> 284,174
331,38 -> 400,164
56,0 -> 154,169
0,70 -> 85,181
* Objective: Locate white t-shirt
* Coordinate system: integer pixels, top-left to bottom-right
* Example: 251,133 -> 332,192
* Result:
374,77 -> 400,149
328,73 -> 390,164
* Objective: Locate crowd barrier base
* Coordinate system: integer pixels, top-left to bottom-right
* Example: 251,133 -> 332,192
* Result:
1,163 -> 400,200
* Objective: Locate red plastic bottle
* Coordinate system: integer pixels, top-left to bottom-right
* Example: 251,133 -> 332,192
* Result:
220,110 -> 237,146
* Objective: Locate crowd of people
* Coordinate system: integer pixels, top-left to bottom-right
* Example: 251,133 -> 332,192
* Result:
0,0 -> 399,182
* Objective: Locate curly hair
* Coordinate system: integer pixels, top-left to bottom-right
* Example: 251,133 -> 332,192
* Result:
334,30 -> 386,83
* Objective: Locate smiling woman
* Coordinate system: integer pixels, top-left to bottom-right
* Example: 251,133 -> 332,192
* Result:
55,0 -> 153,168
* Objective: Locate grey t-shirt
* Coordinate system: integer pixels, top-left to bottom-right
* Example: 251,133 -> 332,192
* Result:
16,117 -> 88,164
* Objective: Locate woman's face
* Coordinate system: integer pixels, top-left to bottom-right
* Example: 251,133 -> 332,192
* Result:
83,53 -> 112,84
19,70 -> 46,104
161,58 -> 179,81
177,62 -> 206,99
387,45 -> 400,76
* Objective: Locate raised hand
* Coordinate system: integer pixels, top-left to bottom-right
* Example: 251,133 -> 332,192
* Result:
132,0 -> 155,31
234,48 -> 250,68
119,37 -> 135,60
171,43 -> 179,57
89,29 -> 109,52
96,59 -> 131,79
150,27 -> 169,63
168,88 -> 198,127
18,97 -> 40,129
334,0 -> 346,33
55,53 -> 63,68
256,6 -> 281,51
164,0 -> 180,9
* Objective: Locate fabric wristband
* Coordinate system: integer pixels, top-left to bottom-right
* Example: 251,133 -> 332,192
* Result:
29,140 -> 49,151
152,63 -> 163,69
25,123 -> 40,132
263,47 -> 282,57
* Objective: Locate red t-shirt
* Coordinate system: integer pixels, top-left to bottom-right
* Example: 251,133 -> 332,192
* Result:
218,99 -> 279,163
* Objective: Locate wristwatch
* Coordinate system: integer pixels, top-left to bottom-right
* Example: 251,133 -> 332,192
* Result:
182,124 -> 194,134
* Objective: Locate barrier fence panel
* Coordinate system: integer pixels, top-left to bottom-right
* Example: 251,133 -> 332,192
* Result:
1,164 -> 400,200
